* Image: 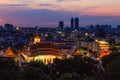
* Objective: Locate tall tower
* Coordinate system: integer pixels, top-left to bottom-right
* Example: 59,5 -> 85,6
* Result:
75,17 -> 79,30
34,32 -> 41,44
71,18 -> 74,30
59,21 -> 64,30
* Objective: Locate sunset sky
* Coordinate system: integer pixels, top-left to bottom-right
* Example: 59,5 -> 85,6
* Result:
0,0 -> 120,27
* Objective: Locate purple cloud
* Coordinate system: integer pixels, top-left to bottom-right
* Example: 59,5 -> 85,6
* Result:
39,3 -> 53,7
0,9 -> 120,27
5,4 -> 28,7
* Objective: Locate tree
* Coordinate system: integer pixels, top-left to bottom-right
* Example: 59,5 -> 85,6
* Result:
0,57 -> 20,80
104,57 -> 120,80
59,72 -> 82,80
83,76 -> 98,80
53,56 -> 97,78
109,46 -> 119,53
20,61 -> 50,80
101,52 -> 120,68
101,52 -> 120,80
108,39 -> 115,47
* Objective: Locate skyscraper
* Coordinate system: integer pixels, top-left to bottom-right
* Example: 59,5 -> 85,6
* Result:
70,17 -> 79,30
75,17 -> 79,30
71,18 -> 74,30
59,21 -> 64,30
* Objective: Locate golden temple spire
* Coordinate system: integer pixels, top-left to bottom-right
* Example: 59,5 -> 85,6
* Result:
34,31 -> 41,44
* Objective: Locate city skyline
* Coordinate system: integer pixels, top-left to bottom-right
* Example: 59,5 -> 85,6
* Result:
0,0 -> 120,27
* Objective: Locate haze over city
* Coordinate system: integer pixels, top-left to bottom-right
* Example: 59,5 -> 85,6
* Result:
0,0 -> 120,27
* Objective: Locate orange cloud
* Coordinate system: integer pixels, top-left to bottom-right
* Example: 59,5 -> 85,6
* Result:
0,18 -> 3,24
0,0 -> 120,16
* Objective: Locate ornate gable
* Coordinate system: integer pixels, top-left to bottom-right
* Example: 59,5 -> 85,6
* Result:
4,47 -> 16,57
74,48 -> 81,55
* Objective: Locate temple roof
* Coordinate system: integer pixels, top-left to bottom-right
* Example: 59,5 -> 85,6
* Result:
4,46 -> 20,58
73,48 -> 81,55
30,42 -> 59,51
28,42 -> 61,57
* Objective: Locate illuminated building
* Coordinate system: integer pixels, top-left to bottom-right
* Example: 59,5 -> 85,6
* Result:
71,46 -> 81,56
22,32 -> 62,64
80,40 -> 110,58
34,32 -> 41,44
98,41 -> 110,58
4,46 -> 19,61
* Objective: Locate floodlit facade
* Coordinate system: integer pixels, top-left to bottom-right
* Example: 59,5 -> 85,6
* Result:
22,32 -> 62,64
34,32 -> 41,44
98,41 -> 110,58
80,40 -> 110,58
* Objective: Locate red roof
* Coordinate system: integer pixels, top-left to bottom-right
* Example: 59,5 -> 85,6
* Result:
30,42 -> 59,50
29,42 -> 61,56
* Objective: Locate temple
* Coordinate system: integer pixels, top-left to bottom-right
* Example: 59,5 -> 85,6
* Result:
21,32 -> 62,64
34,31 -> 41,44
4,46 -> 20,61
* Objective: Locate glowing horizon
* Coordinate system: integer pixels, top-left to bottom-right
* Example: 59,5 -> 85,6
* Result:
0,0 -> 120,27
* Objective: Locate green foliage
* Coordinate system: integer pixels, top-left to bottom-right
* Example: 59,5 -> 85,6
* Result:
4,53 -> 120,80
104,57 -> 120,80
28,61 -> 50,74
83,76 -> 98,80
0,57 -> 20,80
101,52 -> 120,80
20,61 -> 50,80
108,38 -> 115,47
101,52 -> 120,68
53,56 -> 97,78
59,73 -> 73,80
109,46 -> 119,53
59,72 -> 82,80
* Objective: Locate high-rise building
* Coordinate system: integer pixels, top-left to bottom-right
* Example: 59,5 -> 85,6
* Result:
71,17 -> 79,30
75,17 -> 79,30
59,21 -> 64,30
71,18 -> 74,30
